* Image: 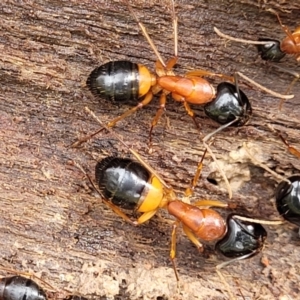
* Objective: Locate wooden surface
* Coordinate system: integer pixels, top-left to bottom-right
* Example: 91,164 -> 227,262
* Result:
0,0 -> 300,299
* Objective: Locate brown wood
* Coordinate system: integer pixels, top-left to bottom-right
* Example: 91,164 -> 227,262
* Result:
0,0 -> 300,299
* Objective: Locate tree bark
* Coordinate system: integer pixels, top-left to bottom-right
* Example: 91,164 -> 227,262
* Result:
0,0 -> 300,299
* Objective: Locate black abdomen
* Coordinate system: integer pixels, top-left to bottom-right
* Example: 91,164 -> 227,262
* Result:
276,175 -> 300,227
95,157 -> 150,210
87,60 -> 139,102
0,276 -> 47,300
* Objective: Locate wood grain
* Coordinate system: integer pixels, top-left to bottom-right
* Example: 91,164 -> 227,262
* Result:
0,0 -> 299,299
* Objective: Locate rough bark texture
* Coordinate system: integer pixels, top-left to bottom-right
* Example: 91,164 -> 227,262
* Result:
0,0 -> 300,299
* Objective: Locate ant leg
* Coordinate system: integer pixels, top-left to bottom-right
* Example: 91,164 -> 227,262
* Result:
279,76 -> 299,109
267,124 -> 300,159
135,209 -> 159,225
165,0 -> 178,70
71,92 -> 153,148
200,120 -> 238,199
185,149 -> 207,197
236,72 -> 294,99
71,127 -> 106,148
149,92 -> 167,147
85,107 -> 171,189
214,26 -> 277,46
102,198 -> 137,225
170,219 -> 181,281
186,69 -> 233,82
267,9 -> 296,43
183,101 -> 199,129
182,224 -> 204,252
192,199 -> 232,209
242,141 -> 291,184
123,0 -> 166,68
269,64 -> 300,109
107,91 -> 153,127
149,90 -> 198,148
166,56 -> 178,70
170,0 -> 178,58
279,133 -> 300,158
170,221 -> 204,280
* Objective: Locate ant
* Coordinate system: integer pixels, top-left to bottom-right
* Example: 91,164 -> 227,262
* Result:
214,9 -> 299,108
0,275 -> 47,300
0,269 -> 87,300
81,1 -> 293,148
214,9 -> 300,63
75,108 -> 283,300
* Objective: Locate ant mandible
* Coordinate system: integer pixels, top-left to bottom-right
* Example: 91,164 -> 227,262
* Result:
75,108 -> 283,300
80,1 -> 293,148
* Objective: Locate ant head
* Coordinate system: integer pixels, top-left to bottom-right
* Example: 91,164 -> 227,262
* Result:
257,38 -> 286,62
275,175 -> 300,227
215,214 -> 267,259
204,82 -> 252,127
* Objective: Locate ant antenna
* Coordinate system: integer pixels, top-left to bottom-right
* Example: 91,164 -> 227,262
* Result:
236,72 -> 294,100
122,0 -> 166,68
214,27 -> 276,46
201,120 -> 237,199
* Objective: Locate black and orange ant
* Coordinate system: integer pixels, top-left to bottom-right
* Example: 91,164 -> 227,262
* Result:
0,275 -> 47,300
214,9 -> 299,109
80,1 -> 293,149
75,108 -> 283,300
0,267 -> 58,300
0,268 -> 86,300
214,9 -> 300,63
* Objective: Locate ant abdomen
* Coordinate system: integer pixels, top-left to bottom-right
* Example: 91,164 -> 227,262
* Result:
95,157 -> 164,211
0,276 -> 47,300
275,175 -> 300,227
86,60 -> 155,102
